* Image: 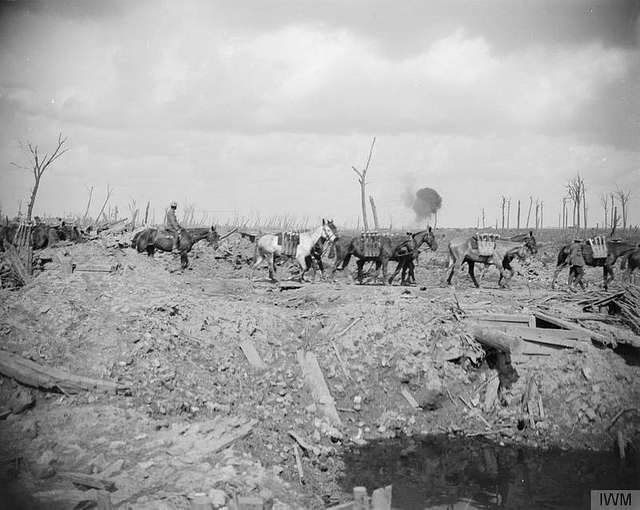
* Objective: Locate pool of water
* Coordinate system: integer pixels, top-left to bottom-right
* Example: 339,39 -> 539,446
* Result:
338,434 -> 639,510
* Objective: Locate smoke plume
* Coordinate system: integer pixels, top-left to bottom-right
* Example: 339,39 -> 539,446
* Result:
405,187 -> 442,222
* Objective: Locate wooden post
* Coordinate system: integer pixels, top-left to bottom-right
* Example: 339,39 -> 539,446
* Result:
482,208 -> 486,229
516,200 -> 520,229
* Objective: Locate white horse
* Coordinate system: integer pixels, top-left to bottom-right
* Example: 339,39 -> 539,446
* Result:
251,219 -> 338,282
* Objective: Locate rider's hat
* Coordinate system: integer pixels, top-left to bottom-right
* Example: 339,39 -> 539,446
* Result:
170,201 -> 177,208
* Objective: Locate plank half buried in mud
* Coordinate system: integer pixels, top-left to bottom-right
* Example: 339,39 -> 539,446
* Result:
496,326 -> 587,347
470,313 -> 531,324
534,311 -> 609,345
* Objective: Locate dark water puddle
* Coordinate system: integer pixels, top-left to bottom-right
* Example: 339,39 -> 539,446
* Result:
338,434 -> 639,510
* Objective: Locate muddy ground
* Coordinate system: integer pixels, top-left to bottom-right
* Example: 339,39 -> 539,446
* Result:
0,229 -> 639,509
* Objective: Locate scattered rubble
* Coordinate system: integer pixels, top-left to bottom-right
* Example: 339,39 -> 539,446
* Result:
0,229 -> 639,507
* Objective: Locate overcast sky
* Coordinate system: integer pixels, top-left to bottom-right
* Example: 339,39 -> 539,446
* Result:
1,0 -> 639,228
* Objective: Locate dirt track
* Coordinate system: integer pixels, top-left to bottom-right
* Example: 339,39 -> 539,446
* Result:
1,230 -> 639,509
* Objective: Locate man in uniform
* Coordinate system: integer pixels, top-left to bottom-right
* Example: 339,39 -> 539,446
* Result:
567,239 -> 586,291
165,201 -> 181,254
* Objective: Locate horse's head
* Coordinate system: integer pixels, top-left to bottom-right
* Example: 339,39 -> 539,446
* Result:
424,226 -> 438,251
322,219 -> 338,242
207,226 -> 220,250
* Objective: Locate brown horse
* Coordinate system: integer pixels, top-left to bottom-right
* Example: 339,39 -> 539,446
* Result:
387,228 -> 439,285
447,233 -> 536,288
133,226 -> 219,269
550,239 -> 638,290
339,229 -> 436,285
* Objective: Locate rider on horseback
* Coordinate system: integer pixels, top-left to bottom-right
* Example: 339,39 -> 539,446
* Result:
165,201 -> 181,254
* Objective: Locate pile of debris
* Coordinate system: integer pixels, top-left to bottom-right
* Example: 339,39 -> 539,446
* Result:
581,283 -> 640,335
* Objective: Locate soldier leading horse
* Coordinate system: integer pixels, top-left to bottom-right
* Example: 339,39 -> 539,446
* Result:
339,228 -> 437,285
551,239 -> 637,290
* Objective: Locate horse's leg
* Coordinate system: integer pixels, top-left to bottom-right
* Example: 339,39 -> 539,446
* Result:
468,261 -> 480,288
381,258 -> 389,286
356,259 -> 365,284
267,254 -> 278,282
297,254 -> 309,282
550,263 -> 567,289
604,263 -> 614,290
447,258 -> 462,285
389,260 -> 402,285
181,252 -> 188,269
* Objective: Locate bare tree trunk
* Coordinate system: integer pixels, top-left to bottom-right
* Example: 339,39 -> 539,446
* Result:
517,200 -> 520,229
507,198 -> 511,229
482,208 -> 486,229
94,185 -> 113,227
540,202 -> 544,229
26,177 -> 41,223
144,201 -> 150,225
82,186 -> 94,224
368,195 -> 379,230
581,180 -> 587,232
526,196 -> 533,228
535,202 -> 539,230
352,137 -> 376,232
501,196 -> 506,231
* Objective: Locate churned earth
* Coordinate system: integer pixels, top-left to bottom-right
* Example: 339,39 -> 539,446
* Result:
0,229 -> 639,509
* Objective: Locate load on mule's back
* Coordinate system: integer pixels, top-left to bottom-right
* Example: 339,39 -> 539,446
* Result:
251,219 -> 338,282
131,201 -> 219,269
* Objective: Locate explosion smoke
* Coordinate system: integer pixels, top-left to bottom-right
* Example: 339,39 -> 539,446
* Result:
405,187 -> 442,223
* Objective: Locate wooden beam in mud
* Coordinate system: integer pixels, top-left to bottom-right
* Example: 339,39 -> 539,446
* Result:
0,350 -> 126,394
471,313 -> 531,324
297,350 -> 342,427
239,339 -> 267,370
534,311 -> 610,345
471,326 -> 523,354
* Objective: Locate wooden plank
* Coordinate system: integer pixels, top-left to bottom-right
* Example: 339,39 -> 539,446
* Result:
400,387 -> 420,409
496,326 -> 584,348
34,489 -> 100,505
520,343 -> 555,356
61,472 -> 116,491
297,350 -> 342,427
471,313 -> 530,324
534,311 -> 609,344
0,350 -> 126,394
239,339 -> 267,370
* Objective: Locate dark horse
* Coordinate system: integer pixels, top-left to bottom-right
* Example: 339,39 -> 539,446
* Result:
387,229 -> 439,285
551,239 -> 638,290
339,228 -> 438,285
132,226 -> 219,269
